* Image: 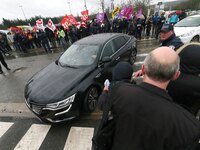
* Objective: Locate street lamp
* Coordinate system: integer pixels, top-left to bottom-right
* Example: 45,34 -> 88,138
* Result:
67,2 -> 72,15
19,5 -> 27,20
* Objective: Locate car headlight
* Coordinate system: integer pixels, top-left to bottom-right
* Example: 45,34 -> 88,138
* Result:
180,30 -> 195,37
46,94 -> 76,109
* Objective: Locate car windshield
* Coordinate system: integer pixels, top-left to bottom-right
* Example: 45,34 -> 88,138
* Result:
59,44 -> 99,67
175,16 -> 200,27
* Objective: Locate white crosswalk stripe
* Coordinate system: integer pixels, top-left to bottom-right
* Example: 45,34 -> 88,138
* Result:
134,61 -> 144,66
64,127 -> 94,150
137,53 -> 148,57
0,121 -> 95,150
14,124 -> 51,150
0,122 -> 14,138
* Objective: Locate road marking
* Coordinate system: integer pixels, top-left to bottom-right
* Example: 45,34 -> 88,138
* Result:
14,124 -> 51,150
137,53 -> 148,57
64,127 -> 94,150
0,122 -> 14,138
134,61 -> 144,66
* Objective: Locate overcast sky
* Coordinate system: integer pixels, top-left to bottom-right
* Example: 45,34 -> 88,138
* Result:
0,0 -> 171,23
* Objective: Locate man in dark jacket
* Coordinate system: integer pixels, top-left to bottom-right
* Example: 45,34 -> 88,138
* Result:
167,43 -> 200,116
109,47 -> 200,150
160,23 -> 183,50
98,61 -> 134,110
0,52 -> 10,74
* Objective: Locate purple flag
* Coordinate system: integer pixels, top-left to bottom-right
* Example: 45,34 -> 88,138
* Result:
136,7 -> 143,18
124,6 -> 133,19
96,13 -> 105,23
118,6 -> 127,18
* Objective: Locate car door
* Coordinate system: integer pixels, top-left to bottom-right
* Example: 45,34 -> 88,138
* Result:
94,39 -> 119,84
112,35 -> 133,62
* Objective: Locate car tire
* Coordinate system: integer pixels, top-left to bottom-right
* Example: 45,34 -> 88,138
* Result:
129,49 -> 137,65
191,36 -> 199,42
83,86 -> 99,112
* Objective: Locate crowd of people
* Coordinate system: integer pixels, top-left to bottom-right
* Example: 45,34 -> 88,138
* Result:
0,11 -> 186,56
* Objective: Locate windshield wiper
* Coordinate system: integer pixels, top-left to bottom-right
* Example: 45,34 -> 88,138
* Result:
62,64 -> 77,68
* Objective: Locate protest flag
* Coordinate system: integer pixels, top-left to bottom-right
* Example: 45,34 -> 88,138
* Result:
118,6 -> 127,18
81,10 -> 89,22
136,7 -> 143,18
96,12 -> 105,23
36,19 -> 44,29
60,15 -> 70,30
112,6 -> 120,18
47,19 -> 56,31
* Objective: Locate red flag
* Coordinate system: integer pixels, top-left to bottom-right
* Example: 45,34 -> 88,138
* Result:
81,10 -> 89,22
60,15 -> 70,30
36,19 -> 44,29
47,19 -> 56,31
68,15 -> 77,24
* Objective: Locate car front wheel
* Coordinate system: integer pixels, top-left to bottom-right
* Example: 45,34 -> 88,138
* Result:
129,49 -> 137,65
83,86 -> 99,112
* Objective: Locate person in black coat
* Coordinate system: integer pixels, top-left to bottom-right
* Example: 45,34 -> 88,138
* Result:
167,43 -> 200,116
0,52 -> 10,74
98,61 -> 134,111
109,47 -> 200,150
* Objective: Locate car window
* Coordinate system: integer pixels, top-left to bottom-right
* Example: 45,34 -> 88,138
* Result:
124,35 -> 131,41
175,16 -> 200,27
101,40 -> 115,58
112,36 -> 127,52
59,44 -> 99,67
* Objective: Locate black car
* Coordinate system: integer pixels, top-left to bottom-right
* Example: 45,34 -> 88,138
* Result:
24,33 -> 137,123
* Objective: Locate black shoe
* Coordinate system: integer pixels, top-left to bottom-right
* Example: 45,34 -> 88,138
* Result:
0,70 -> 3,74
6,67 -> 11,71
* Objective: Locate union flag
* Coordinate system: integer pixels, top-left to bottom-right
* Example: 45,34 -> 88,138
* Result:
81,10 -> 89,22
47,19 -> 56,31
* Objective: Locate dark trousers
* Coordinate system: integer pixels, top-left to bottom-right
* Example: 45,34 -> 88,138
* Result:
0,52 -> 8,71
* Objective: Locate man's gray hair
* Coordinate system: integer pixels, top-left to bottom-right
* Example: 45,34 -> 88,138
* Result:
144,52 -> 180,82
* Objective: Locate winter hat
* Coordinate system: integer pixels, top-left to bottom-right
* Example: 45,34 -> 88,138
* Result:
112,61 -> 133,81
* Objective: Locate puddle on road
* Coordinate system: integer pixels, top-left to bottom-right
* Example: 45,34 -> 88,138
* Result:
12,67 -> 27,73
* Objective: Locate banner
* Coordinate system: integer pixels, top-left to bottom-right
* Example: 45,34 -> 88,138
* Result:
81,10 -> 89,22
96,13 -> 105,23
47,19 -> 56,31
112,6 -> 120,18
36,19 -> 44,29
118,6 -> 127,18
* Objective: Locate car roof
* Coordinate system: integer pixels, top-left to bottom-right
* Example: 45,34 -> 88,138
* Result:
75,33 -> 128,45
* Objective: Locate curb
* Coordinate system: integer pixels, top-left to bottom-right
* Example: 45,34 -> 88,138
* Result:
0,103 -> 103,120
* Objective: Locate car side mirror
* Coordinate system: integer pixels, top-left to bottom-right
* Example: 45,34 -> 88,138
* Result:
101,56 -> 112,63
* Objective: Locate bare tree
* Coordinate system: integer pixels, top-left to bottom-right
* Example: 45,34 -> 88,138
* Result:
99,0 -> 105,12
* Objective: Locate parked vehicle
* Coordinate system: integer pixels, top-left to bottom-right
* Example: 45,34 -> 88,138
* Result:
174,15 -> 200,43
24,33 -> 137,123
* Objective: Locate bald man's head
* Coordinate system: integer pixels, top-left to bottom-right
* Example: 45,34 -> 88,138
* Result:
143,47 -> 180,82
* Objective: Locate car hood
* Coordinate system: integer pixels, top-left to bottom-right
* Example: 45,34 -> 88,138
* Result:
174,26 -> 199,36
26,62 -> 94,104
